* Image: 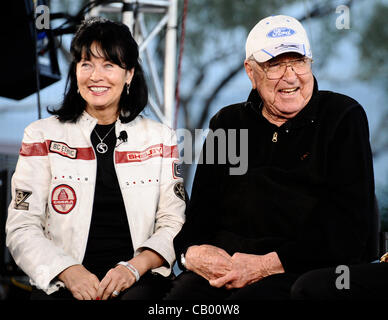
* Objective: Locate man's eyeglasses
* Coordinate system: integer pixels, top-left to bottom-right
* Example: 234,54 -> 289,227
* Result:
252,57 -> 313,80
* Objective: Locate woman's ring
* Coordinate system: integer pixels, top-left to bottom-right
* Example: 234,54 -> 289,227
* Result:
112,290 -> 120,297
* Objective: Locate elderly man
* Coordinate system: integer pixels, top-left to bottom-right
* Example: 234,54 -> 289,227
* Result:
166,15 -> 376,299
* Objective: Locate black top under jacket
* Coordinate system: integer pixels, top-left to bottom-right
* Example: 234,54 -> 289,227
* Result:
174,78 -> 376,274
83,122 -> 134,280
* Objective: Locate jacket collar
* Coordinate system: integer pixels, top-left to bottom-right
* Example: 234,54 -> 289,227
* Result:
78,110 -> 142,143
247,76 -> 319,130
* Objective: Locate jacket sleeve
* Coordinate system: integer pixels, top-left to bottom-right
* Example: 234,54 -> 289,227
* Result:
275,105 -> 375,272
6,124 -> 79,290
135,127 -> 186,276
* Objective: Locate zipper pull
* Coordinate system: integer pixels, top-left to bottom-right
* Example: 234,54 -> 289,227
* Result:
272,131 -> 278,143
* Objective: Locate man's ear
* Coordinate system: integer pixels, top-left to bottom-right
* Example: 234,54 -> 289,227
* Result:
244,60 -> 256,89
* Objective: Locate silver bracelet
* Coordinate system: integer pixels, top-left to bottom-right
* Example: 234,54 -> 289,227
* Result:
117,261 -> 140,282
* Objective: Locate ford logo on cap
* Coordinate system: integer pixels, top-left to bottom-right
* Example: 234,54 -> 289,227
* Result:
267,27 -> 295,38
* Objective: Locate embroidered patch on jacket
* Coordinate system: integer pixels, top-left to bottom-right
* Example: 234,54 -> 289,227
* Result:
49,141 -> 77,159
172,160 -> 183,179
51,184 -> 77,214
14,189 -> 32,210
127,145 -> 163,162
115,144 -> 179,164
173,182 -> 185,201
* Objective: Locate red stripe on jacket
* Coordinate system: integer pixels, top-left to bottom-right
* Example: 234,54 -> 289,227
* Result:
20,141 -> 95,160
19,142 -> 48,156
20,141 -> 177,163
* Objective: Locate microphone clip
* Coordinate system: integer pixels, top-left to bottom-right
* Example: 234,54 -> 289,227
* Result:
116,130 -> 128,148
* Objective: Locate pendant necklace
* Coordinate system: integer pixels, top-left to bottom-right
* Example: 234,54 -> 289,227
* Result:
94,125 -> 115,154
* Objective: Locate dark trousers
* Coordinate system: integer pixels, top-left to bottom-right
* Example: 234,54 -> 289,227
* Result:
291,262 -> 388,300
30,272 -> 172,300
164,271 -> 300,300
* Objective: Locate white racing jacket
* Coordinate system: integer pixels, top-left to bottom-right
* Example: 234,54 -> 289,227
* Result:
6,111 -> 186,294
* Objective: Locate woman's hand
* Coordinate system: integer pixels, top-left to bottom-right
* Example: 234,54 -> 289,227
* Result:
98,249 -> 165,300
58,265 -> 100,300
97,264 -> 137,300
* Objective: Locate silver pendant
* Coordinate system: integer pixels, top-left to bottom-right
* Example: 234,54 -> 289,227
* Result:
96,142 -> 108,154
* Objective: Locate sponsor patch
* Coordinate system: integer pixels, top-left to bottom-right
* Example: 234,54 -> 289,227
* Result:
173,182 -> 185,201
267,27 -> 295,38
115,144 -> 179,164
127,145 -> 163,162
172,160 -> 183,179
51,184 -> 76,214
49,141 -> 77,159
14,189 -> 32,210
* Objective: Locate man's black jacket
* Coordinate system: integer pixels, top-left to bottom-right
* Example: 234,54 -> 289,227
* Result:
175,80 -> 375,273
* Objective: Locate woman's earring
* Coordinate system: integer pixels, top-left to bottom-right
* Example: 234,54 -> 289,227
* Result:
77,88 -> 80,94
126,83 -> 130,95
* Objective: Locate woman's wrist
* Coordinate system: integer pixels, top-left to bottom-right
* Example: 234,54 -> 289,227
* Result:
126,249 -> 165,277
116,261 -> 140,282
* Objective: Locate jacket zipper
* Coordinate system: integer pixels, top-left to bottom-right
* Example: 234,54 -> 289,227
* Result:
272,131 -> 278,143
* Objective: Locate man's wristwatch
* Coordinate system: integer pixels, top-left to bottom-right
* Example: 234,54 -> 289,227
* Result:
180,253 -> 187,269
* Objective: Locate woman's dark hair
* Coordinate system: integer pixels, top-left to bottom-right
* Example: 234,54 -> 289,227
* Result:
48,17 -> 148,123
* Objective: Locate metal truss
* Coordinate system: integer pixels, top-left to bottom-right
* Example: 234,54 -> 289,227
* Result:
88,0 -> 177,127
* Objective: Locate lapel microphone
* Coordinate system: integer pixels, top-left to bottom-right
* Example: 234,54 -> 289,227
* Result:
118,131 -> 128,142
116,130 -> 128,148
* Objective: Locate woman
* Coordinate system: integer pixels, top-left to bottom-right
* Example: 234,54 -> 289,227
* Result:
6,17 -> 186,300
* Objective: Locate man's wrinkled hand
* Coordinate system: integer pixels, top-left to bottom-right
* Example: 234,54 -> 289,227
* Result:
185,244 -> 233,280
209,252 -> 284,289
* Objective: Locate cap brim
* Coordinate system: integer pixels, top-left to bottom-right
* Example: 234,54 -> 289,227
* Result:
252,42 -> 310,62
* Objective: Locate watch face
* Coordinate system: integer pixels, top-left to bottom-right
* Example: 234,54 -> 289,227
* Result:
181,253 -> 186,267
